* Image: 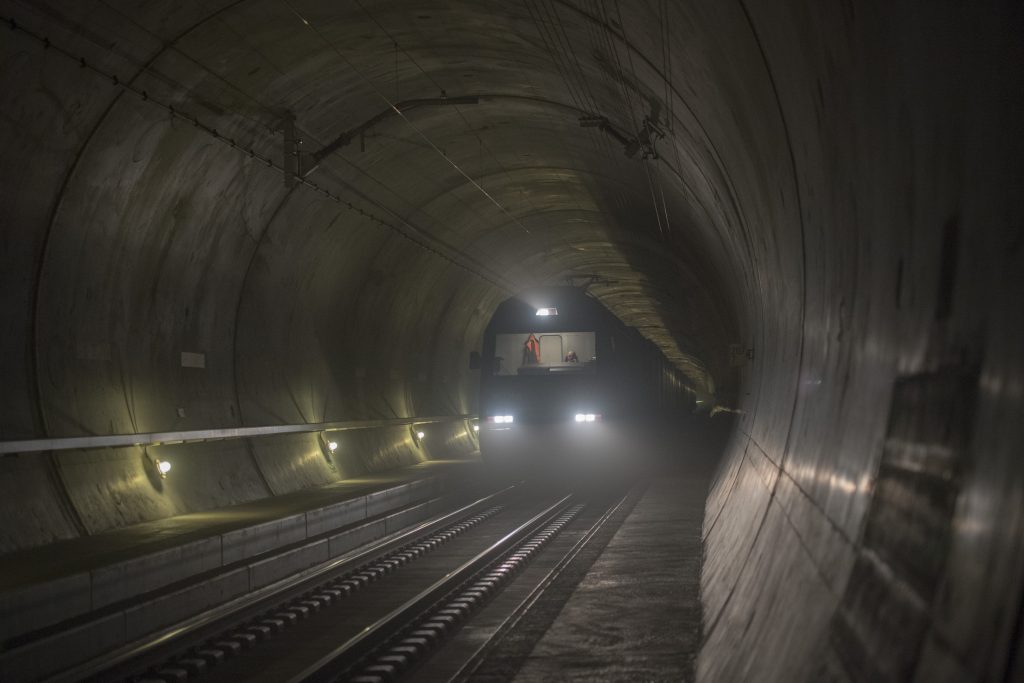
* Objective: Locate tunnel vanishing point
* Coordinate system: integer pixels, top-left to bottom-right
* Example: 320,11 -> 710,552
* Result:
1,1 -> 1022,681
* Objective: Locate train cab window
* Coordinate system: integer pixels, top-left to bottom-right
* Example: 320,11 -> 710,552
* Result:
539,335 -> 563,364
491,332 -> 597,376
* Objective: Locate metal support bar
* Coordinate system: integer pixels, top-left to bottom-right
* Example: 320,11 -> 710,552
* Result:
305,96 -> 480,176
0,414 -> 476,455
579,115 -> 638,156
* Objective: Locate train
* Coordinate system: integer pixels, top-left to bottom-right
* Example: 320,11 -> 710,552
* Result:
471,287 -> 696,469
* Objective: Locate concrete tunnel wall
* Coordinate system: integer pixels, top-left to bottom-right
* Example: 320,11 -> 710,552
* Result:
0,1 -> 1021,681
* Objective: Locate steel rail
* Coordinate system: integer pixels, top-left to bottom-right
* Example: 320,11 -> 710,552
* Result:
288,493 -> 576,683
47,484 -> 515,683
0,414 -> 476,455
453,486 -> 636,681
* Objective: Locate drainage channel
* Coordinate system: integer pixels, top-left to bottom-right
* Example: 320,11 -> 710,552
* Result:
289,493 -> 592,683
56,485 -> 520,682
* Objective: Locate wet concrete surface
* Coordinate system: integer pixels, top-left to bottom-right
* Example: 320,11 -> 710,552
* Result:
510,473 -> 708,682
457,420 -> 724,682
0,459 -> 478,593
0,459 -> 482,658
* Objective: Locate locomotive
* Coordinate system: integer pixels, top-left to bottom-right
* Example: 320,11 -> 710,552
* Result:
472,287 -> 696,469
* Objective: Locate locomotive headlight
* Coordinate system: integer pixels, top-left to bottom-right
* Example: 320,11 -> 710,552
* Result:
574,413 -> 599,423
585,413 -> 596,422
490,415 -> 514,424
574,413 -> 586,423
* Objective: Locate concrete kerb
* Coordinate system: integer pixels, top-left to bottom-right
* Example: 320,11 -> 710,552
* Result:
0,486 -> 457,680
0,473 -> 448,646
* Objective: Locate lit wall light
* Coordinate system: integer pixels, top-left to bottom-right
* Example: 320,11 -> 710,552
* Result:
327,441 -> 338,453
416,431 -> 425,440
155,459 -> 172,478
473,425 -> 480,432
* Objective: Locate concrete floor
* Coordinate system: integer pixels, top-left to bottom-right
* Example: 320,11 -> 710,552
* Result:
0,459 -> 477,594
459,420 -> 723,682
0,459 -> 480,662
512,474 -> 706,682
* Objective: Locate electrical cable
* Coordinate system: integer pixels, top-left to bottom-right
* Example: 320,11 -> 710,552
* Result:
608,0 -> 673,238
524,0 -> 588,113
280,0 -> 533,236
3,14 -> 514,293
28,2 -> 519,283
542,1 -> 602,118
527,0 -> 616,164
351,0 -> 546,236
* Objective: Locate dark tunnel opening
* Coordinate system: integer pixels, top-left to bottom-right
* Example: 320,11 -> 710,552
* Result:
0,1 -> 1022,681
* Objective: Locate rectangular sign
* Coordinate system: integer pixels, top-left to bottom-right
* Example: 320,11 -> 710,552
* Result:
180,351 -> 206,369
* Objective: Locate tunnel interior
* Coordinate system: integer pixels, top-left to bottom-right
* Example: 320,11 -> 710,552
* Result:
1,1 -> 1022,681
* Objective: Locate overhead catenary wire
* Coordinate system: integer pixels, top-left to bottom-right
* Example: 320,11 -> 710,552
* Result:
2,14 -> 514,293
94,0 -> 609,282
595,1 -> 640,134
555,0 -> 750,245
607,0 -> 673,237
539,0 -> 620,164
524,0 -> 617,164
281,0 -> 532,236
554,0 -> 702,373
350,0 -> 548,234
351,3 -> 524,179
345,2 -> 603,294
540,1 -> 602,117
522,0 -> 631,270
524,0 -> 588,113
174,4 -> 526,280
24,3 -> 530,293
520,0 -> 598,250
660,0 -> 675,135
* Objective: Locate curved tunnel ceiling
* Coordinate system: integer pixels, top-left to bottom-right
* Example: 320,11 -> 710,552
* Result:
2,1 -> 1021,679
12,0 -> 747,401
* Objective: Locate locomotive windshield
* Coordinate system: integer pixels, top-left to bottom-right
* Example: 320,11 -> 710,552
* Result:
490,331 -> 597,376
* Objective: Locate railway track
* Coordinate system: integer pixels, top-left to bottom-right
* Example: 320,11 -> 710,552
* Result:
57,482 -> 637,683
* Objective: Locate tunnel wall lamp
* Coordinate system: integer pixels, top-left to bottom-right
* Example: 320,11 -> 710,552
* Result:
318,433 -> 340,468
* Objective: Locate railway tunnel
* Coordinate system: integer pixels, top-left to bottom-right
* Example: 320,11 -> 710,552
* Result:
0,1 -> 1021,681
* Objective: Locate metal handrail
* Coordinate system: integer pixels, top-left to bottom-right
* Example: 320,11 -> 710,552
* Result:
0,414 -> 476,455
